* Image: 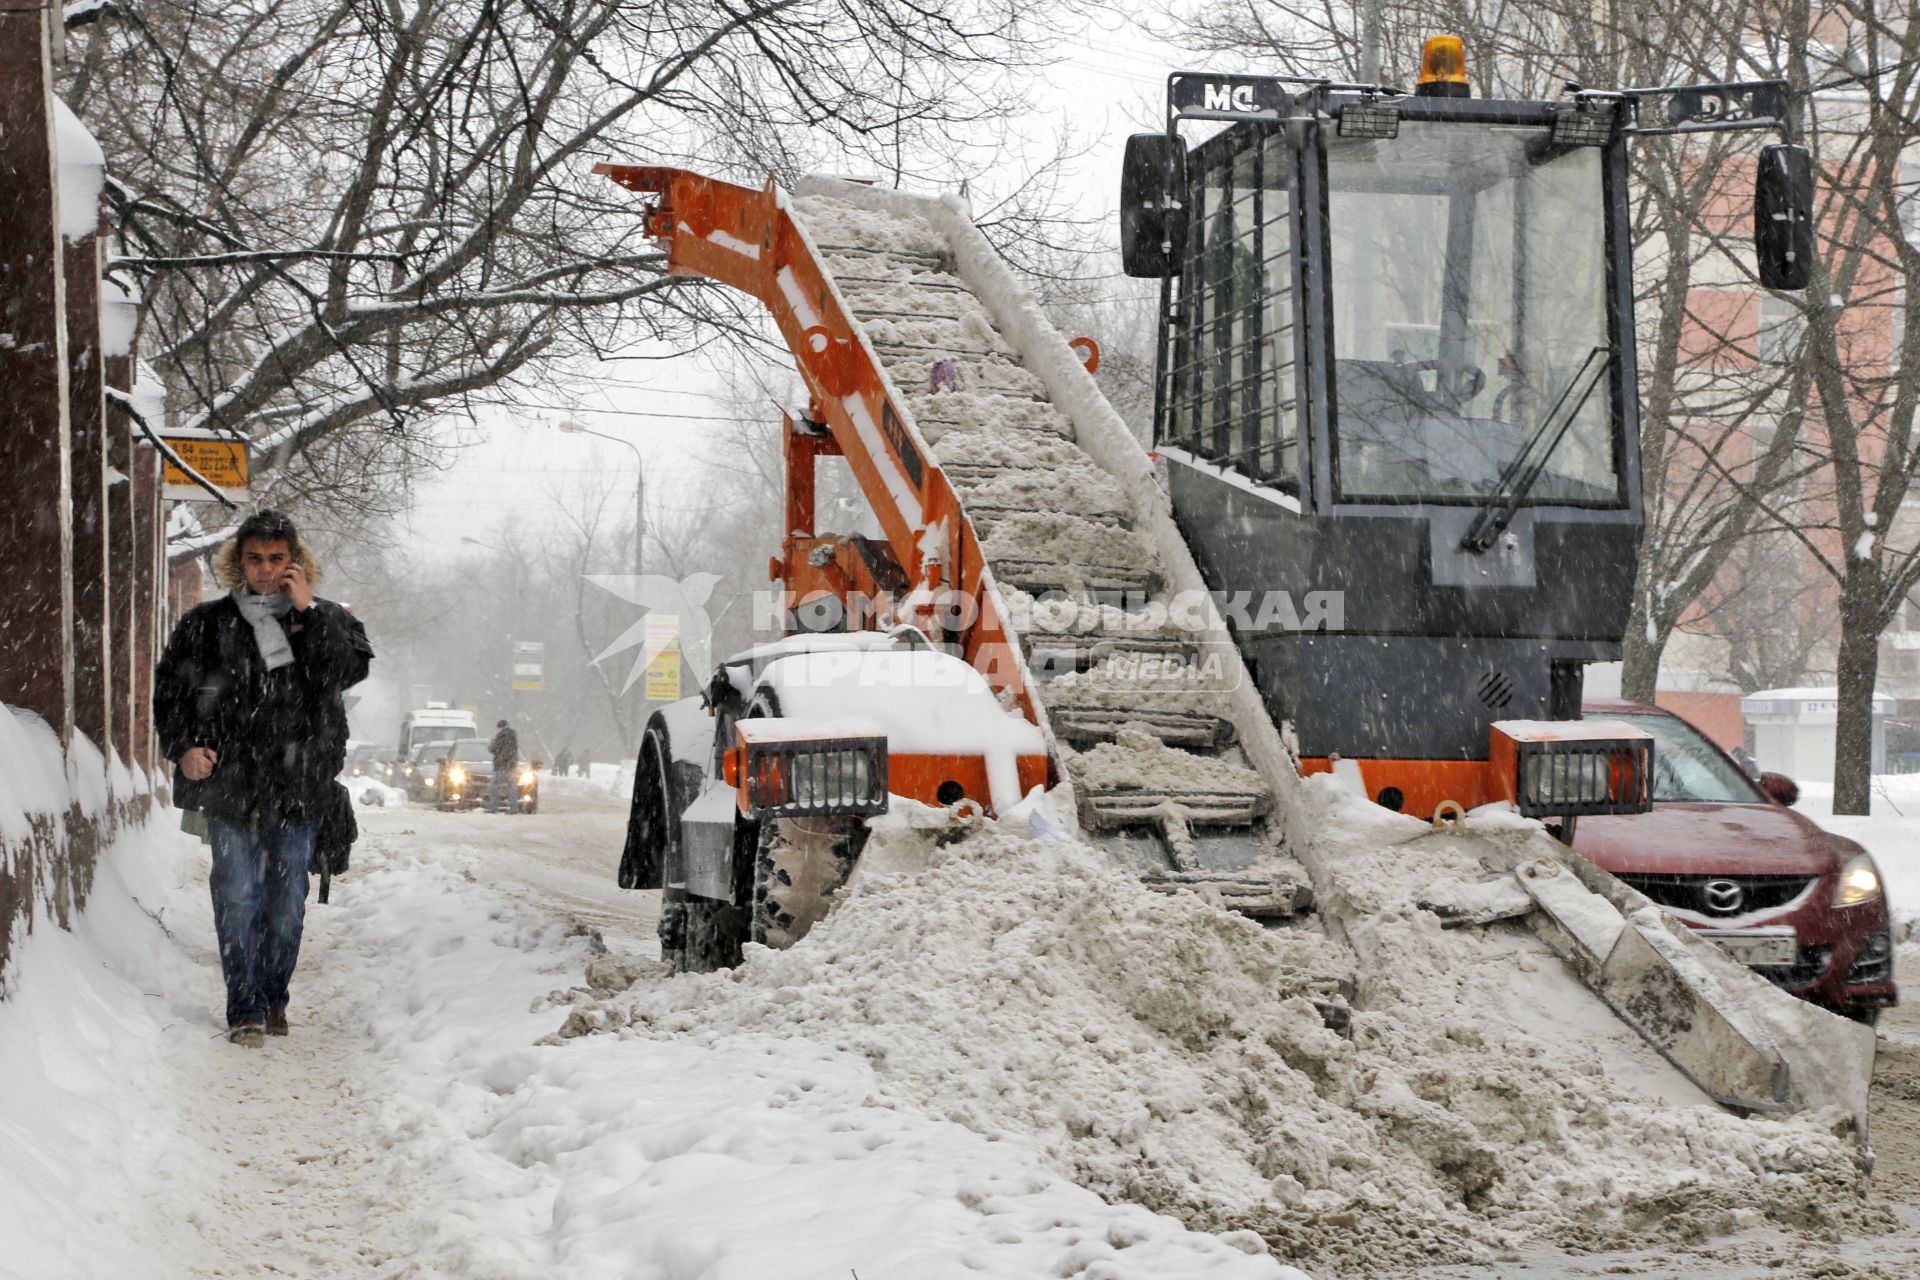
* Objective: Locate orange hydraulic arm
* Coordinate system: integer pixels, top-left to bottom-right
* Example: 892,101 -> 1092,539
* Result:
596,165 -> 1039,724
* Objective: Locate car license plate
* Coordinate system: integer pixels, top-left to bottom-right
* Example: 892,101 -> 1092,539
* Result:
1702,931 -> 1796,967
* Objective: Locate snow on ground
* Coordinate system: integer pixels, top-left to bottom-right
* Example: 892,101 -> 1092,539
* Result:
562,805 -> 1881,1277
343,774 -> 406,807
0,797 -> 1296,1280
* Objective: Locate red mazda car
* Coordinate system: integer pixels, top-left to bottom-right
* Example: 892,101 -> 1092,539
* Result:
1576,698 -> 1897,1022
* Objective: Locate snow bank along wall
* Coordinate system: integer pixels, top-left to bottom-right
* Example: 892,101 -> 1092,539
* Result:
0,706 -> 149,985
1,10 -> 169,986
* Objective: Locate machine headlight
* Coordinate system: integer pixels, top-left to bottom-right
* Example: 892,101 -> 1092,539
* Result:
738,732 -> 888,818
787,748 -> 875,808
518,768 -> 536,786
1492,722 -> 1653,820
447,765 -> 467,784
1833,854 -> 1883,907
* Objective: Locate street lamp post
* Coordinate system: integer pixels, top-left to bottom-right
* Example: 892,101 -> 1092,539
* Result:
556,420 -> 644,580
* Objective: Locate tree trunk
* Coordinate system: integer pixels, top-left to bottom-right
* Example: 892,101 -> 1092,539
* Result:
1619,614 -> 1667,704
1831,573 -> 1882,815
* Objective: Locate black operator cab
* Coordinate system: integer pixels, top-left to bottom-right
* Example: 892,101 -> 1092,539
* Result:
1120,39 -> 1812,817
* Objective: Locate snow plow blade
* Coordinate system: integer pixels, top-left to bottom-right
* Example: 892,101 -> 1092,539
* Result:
1516,849 -> 1874,1130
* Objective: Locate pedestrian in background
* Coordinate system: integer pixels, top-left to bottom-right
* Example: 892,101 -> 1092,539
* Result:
488,718 -> 520,812
154,510 -> 372,1046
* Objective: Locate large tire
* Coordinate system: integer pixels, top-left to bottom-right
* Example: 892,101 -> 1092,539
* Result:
662,887 -> 745,974
751,817 -> 869,950
620,741 -> 671,891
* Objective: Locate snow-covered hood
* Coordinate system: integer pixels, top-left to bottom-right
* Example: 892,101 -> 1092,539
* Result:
1573,800 -> 1846,878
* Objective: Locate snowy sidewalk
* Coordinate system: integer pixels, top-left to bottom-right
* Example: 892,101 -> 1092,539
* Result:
0,816 -> 1294,1280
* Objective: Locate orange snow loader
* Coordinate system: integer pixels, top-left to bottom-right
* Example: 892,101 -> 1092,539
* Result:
597,39 -> 1877,1147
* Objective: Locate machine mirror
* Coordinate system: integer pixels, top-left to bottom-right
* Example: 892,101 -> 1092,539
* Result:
1760,770 -> 1800,806
1120,133 -> 1187,278
1754,143 -> 1813,291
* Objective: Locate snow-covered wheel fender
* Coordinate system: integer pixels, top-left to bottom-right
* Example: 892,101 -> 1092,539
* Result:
752,816 -> 869,950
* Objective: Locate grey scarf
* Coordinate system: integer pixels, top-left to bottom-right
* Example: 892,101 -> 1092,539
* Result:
232,587 -> 295,671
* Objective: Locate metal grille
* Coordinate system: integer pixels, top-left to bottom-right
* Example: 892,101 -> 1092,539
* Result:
1163,126 -> 1299,493
1511,737 -> 1652,817
1476,670 -> 1516,709
744,736 -> 889,818
1616,873 -> 1816,917
1847,927 -> 1893,984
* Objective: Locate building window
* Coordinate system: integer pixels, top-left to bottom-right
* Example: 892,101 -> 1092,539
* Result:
1758,291 -> 1805,366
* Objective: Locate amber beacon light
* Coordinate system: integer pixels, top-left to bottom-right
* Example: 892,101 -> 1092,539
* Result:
1416,35 -> 1470,97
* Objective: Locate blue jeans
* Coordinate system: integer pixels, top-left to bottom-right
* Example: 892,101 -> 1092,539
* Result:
486,769 -> 516,812
208,819 -> 315,1029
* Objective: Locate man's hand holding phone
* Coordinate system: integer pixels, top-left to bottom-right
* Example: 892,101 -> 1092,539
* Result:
281,562 -> 314,611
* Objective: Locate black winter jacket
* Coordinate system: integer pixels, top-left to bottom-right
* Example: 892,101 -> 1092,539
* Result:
154,594 -> 373,831
491,726 -> 519,770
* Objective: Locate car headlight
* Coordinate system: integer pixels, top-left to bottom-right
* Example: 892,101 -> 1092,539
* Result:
518,768 -> 536,786
404,766 -> 415,776
447,765 -> 466,784
1833,853 -> 1883,907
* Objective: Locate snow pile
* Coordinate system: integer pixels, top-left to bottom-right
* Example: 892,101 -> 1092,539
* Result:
566,818 -> 1873,1274
0,704 -> 69,843
62,731 -> 111,822
343,774 -> 406,807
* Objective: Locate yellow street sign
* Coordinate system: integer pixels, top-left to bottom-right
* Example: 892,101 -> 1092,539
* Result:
645,648 -> 681,701
644,614 -> 681,700
160,430 -> 250,504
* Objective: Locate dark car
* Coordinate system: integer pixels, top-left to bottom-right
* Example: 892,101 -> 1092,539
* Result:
402,741 -> 453,802
1576,698 -> 1896,1021
432,739 -> 539,812
433,739 -> 496,810
344,744 -> 382,779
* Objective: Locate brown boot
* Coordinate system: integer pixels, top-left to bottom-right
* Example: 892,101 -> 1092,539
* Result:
266,1008 -> 290,1037
229,1023 -> 266,1048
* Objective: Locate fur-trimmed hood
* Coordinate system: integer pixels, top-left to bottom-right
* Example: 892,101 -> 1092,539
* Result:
211,532 -> 324,591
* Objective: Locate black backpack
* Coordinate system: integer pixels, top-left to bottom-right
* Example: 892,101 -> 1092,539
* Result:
313,781 -> 357,902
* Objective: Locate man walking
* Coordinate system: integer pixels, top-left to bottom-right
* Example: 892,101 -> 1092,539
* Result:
488,718 -> 520,812
155,510 -> 372,1046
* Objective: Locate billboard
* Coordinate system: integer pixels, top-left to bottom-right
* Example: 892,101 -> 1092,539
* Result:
512,640 -> 544,692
